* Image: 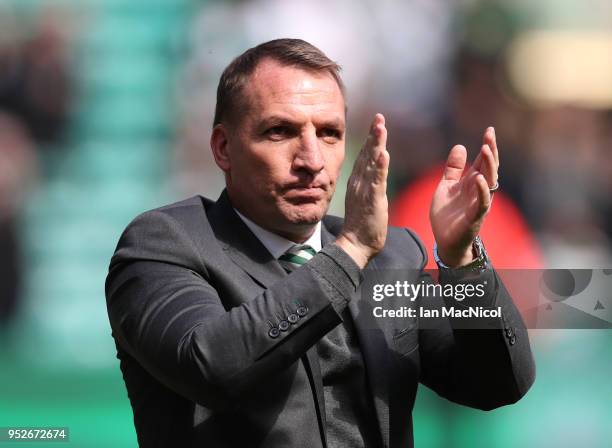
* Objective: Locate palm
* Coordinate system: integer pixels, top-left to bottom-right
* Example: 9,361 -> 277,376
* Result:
429,128 -> 499,264
431,174 -> 484,253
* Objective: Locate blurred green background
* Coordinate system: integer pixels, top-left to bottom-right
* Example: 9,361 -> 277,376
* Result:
0,0 -> 610,447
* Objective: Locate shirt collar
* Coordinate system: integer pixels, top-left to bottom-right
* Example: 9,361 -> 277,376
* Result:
233,209 -> 322,259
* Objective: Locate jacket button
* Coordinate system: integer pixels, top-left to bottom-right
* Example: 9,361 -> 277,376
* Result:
268,327 -> 280,338
288,313 -> 299,324
505,328 -> 514,338
296,306 -> 308,317
278,320 -> 290,331
509,335 -> 516,345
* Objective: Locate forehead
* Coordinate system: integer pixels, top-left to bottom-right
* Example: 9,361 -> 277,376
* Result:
242,59 -> 345,120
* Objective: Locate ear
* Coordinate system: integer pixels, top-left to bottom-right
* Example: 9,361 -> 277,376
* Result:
210,124 -> 231,172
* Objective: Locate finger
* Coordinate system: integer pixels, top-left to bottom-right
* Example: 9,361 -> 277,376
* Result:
474,173 -> 492,218
464,169 -> 480,194
351,114 -> 388,188
372,115 -> 389,185
465,151 -> 483,178
442,145 -> 467,182
357,114 -> 386,165
374,147 -> 390,187
369,113 -> 387,157
480,144 -> 498,188
482,126 -> 499,167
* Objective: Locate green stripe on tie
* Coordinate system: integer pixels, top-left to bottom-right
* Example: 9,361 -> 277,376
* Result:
281,254 -> 310,265
278,244 -> 316,272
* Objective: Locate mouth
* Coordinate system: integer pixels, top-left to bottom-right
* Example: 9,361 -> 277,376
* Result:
283,185 -> 327,203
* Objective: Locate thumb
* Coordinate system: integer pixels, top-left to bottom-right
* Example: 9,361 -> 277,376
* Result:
442,145 -> 467,182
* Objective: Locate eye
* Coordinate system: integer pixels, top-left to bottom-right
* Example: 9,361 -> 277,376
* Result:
265,125 -> 293,140
319,128 -> 342,142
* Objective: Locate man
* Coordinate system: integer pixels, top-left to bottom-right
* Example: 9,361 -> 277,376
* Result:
105,39 -> 535,447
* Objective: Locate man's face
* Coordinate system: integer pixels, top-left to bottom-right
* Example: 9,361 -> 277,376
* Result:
215,59 -> 346,240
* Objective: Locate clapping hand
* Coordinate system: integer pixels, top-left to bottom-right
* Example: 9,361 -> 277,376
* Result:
430,127 -> 499,267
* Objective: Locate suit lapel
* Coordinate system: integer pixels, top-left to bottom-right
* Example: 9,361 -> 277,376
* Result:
207,190 -> 286,289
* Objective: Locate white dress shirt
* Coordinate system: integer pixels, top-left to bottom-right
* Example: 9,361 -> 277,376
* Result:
233,209 -> 322,258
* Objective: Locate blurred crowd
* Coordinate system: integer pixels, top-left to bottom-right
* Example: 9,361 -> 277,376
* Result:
0,7 -> 72,326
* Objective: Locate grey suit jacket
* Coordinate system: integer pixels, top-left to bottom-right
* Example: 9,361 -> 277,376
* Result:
105,190 -> 535,447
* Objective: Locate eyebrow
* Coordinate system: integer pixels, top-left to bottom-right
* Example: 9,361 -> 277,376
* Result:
259,116 -> 296,127
258,115 -> 345,130
318,117 -> 345,130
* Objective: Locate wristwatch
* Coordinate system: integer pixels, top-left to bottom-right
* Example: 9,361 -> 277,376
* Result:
433,235 -> 489,274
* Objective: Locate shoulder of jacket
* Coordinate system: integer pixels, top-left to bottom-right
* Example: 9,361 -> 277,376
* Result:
377,226 -> 428,269
322,215 -> 428,269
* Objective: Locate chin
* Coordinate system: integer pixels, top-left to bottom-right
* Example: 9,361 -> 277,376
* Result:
284,202 -> 327,225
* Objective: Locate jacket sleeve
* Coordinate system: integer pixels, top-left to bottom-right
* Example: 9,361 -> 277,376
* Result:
105,210 -> 361,410
407,229 -> 536,410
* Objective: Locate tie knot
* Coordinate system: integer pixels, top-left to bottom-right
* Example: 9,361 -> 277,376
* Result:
278,244 -> 317,271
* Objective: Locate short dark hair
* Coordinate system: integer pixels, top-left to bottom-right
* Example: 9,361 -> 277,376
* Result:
213,38 -> 344,126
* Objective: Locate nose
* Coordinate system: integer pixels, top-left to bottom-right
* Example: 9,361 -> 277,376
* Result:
292,130 -> 324,175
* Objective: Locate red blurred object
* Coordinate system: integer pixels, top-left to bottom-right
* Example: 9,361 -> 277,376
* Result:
390,165 -> 543,270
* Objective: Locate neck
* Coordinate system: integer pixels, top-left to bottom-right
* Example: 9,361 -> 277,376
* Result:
245,212 -> 317,243
273,226 -> 316,244
231,204 -> 318,245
